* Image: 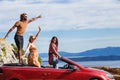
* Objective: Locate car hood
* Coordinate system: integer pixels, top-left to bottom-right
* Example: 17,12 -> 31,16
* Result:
83,67 -> 106,74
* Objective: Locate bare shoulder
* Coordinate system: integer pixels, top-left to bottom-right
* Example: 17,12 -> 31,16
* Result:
16,20 -> 21,23
51,43 -> 56,47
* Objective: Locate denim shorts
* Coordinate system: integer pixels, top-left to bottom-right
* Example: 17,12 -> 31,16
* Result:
52,57 -> 59,68
14,34 -> 23,49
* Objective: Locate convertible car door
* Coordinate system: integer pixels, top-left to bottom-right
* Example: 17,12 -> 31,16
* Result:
42,68 -> 79,80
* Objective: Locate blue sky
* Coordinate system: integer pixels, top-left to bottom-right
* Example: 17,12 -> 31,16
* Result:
0,0 -> 120,53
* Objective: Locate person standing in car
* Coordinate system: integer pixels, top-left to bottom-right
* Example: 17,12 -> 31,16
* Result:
4,13 -> 42,63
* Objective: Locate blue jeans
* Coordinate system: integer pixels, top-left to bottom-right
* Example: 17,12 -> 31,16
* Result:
53,57 -> 58,69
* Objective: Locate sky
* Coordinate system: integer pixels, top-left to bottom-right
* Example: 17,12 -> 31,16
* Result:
0,0 -> 120,53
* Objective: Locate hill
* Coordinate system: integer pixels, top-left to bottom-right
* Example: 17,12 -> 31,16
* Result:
76,47 -> 120,57
40,47 -> 120,61
58,47 -> 120,57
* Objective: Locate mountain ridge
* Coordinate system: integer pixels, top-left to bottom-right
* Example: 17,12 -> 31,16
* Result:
58,46 -> 120,57
40,46 -> 120,61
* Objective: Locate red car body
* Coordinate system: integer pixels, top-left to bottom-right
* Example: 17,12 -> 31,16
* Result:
0,57 -> 114,80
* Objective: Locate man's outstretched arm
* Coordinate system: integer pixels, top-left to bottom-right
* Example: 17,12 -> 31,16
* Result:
28,15 -> 42,23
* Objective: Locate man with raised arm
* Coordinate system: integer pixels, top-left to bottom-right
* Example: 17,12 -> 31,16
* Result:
4,13 -> 42,63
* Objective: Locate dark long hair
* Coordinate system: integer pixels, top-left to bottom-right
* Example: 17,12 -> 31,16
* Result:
51,36 -> 58,47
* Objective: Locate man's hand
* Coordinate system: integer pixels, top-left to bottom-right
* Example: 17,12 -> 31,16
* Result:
37,15 -> 42,18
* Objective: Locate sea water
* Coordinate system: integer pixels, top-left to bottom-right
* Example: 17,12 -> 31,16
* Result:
42,60 -> 120,68
77,60 -> 120,68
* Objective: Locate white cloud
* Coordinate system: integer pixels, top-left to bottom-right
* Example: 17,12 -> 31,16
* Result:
1,0 -> 120,53
59,36 -> 120,53
1,0 -> 120,32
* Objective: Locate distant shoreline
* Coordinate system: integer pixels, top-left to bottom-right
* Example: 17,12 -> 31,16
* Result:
42,55 -> 120,62
69,55 -> 120,62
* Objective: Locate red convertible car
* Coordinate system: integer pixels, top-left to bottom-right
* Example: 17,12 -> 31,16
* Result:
0,57 -> 114,80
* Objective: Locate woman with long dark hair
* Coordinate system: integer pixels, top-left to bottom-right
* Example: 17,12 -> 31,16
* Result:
48,36 -> 61,68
